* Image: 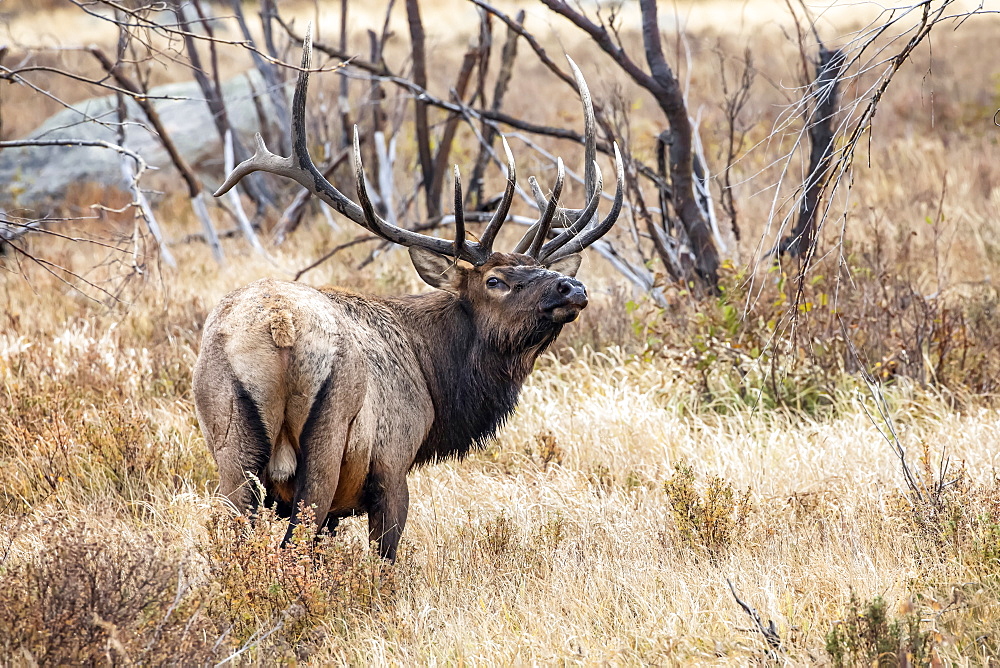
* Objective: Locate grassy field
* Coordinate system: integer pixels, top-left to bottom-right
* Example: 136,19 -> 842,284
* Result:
3,0 -> 1000,664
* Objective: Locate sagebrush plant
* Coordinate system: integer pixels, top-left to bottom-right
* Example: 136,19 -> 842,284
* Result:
634,246 -> 1000,416
662,462 -> 753,558
202,503 -> 398,657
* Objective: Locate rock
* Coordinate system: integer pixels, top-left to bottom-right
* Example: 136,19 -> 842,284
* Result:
0,70 -> 281,210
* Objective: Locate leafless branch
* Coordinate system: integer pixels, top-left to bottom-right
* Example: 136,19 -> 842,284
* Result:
726,578 -> 783,657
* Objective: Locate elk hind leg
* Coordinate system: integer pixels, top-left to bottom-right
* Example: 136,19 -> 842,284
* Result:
280,376 -> 350,546
198,372 -> 272,515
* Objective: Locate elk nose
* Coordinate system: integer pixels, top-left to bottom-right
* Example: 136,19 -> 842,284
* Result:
556,278 -> 588,307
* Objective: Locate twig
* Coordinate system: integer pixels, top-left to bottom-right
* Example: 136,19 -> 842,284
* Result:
0,138 -> 147,170
840,317 -> 926,504
726,578 -> 783,656
1,239 -> 122,304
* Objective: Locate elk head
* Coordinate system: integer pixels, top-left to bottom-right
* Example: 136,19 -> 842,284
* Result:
410,248 -> 589,355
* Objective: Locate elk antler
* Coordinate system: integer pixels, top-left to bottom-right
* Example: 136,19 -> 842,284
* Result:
215,25 -> 493,264
513,159 -> 564,256
540,142 -> 624,264
532,56 -> 624,265
215,25 -> 623,267
478,136 -> 517,256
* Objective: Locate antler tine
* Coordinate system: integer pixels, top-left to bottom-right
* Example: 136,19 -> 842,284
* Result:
453,165 -> 465,259
544,142 -> 625,264
478,135 -> 516,255
538,59 -> 624,264
527,158 -> 564,258
213,29 -> 324,198
512,57 -> 606,262
537,159 -> 602,261
353,128 -> 477,259
531,53 -> 604,264
566,55 -> 598,204
214,132 -> 289,196
513,177 -> 545,253
513,158 -> 564,257
352,127 -> 383,235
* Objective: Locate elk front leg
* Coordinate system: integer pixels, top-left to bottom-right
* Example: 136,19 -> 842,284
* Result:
365,473 -> 409,561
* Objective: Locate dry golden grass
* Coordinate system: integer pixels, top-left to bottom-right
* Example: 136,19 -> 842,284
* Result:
3,220 -> 1000,664
2,1 -> 1000,665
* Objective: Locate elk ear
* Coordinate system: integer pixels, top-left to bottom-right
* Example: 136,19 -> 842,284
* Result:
409,247 -> 464,293
545,254 -> 582,278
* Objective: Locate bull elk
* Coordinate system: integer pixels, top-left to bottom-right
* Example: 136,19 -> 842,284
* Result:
193,28 -> 623,560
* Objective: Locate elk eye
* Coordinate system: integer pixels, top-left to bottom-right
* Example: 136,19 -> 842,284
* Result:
486,277 -> 507,289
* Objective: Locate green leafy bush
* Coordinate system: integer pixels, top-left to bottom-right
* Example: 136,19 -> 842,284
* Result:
825,594 -> 936,667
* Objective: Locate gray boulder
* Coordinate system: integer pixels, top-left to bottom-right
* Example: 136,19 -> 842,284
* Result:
0,70 -> 280,210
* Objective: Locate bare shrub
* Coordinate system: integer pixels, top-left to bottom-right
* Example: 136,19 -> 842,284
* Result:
202,504 -> 397,657
889,454 -> 1000,577
0,521 -> 223,665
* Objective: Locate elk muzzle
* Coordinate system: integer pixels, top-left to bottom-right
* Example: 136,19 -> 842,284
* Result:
542,277 -> 589,324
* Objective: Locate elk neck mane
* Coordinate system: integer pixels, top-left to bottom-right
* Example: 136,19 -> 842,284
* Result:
386,290 -> 563,466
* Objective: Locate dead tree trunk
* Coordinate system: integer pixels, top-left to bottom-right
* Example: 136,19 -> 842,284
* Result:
405,0 -> 437,218
637,1 -> 719,288
174,0 -> 275,214
429,46 -> 478,213
779,46 -> 846,259
541,0 -> 720,290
